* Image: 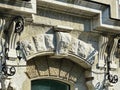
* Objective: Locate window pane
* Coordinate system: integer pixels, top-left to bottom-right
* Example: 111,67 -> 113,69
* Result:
31,79 -> 70,90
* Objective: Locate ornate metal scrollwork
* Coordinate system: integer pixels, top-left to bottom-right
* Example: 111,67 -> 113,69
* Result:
2,64 -> 16,76
95,82 -> 101,89
12,16 -> 24,33
107,74 -> 118,84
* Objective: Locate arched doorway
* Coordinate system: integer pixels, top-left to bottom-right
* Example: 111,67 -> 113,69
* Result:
31,79 -> 70,90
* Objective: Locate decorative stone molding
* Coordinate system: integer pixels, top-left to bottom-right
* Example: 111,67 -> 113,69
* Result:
21,33 -> 98,66
109,38 -> 118,69
98,35 -> 108,68
53,25 -> 73,32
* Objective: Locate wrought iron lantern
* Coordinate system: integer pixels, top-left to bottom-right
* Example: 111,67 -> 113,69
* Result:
16,41 -> 23,60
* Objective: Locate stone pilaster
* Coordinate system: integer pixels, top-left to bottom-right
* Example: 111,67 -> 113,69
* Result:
98,35 -> 108,68
109,38 -> 118,69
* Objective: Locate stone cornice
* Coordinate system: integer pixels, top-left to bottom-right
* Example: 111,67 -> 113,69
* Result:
37,0 -> 120,33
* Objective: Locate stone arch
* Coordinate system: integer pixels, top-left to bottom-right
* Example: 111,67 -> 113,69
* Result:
26,52 -> 91,69
21,32 -> 98,68
26,55 -> 88,90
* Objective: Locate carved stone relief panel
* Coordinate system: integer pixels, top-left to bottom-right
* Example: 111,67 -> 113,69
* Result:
69,37 -> 78,55
69,36 -> 98,64
33,34 -> 46,51
22,37 -> 36,56
56,32 -> 71,55
22,32 -> 98,65
44,34 -> 54,51
77,40 -> 94,59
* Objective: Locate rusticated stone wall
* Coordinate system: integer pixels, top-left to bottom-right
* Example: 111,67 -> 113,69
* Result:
27,56 -> 87,90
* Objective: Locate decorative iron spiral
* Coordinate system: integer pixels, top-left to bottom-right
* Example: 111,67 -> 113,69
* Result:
12,16 -> 24,33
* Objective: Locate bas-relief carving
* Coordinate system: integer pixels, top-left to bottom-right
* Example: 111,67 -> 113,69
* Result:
44,34 -> 54,51
69,38 -> 78,54
56,32 -> 71,55
22,34 -> 54,56
22,37 -> 36,56
33,34 -> 46,51
77,40 -> 94,59
22,33 -> 97,65
70,37 -> 98,64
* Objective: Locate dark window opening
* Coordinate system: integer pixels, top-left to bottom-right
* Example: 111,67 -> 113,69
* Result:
31,79 -> 70,90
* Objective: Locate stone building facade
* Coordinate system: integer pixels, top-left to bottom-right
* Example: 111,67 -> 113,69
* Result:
0,0 -> 120,90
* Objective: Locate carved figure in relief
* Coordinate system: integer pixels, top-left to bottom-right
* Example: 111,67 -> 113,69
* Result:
77,40 -> 94,59
70,38 -> 78,54
33,34 -> 46,51
22,38 -> 36,56
56,32 -> 71,55
44,34 -> 54,51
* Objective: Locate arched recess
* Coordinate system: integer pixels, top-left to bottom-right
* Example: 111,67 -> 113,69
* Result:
24,55 -> 94,90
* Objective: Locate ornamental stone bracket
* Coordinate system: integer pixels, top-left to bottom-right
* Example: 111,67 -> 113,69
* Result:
98,35 -> 108,68
0,18 -> 6,59
109,38 -> 118,70
5,16 -> 24,60
98,35 -> 118,70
